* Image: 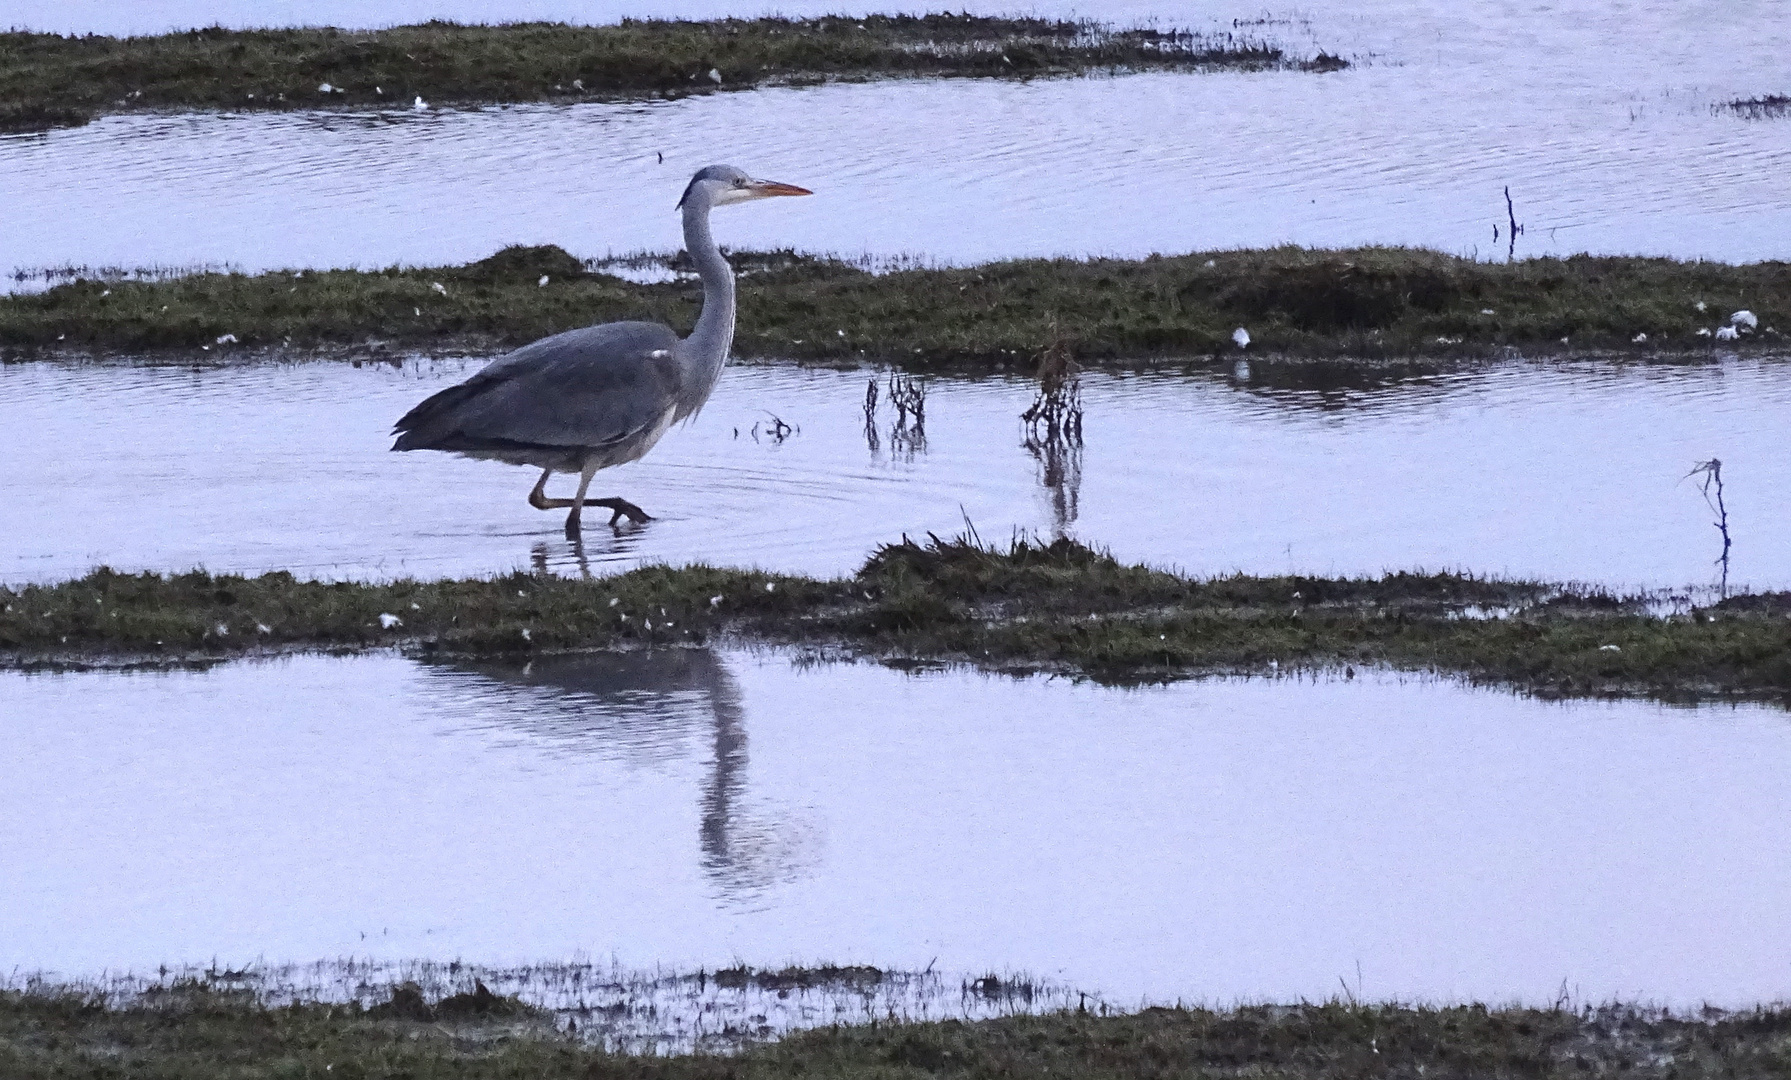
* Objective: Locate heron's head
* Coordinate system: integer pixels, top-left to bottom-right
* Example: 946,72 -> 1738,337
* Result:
677,164 -> 812,210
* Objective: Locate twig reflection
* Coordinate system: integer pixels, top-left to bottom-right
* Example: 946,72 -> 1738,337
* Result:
1022,332 -> 1084,536
863,373 -> 927,461
863,377 -> 880,456
888,373 -> 927,457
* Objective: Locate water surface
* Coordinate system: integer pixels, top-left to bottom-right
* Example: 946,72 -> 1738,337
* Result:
4,650 -> 1788,1006
4,357 -> 1788,590
5,0 -> 1789,277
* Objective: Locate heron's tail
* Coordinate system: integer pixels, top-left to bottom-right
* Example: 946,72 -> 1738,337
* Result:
391,381 -> 484,451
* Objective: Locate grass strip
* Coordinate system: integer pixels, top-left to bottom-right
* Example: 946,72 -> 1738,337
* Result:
5,245 -> 1787,366
4,535 -> 1787,702
3,980 -> 1788,1079
0,16 -> 1321,132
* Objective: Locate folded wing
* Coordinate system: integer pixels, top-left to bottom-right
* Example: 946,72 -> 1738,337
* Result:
392,322 -> 683,456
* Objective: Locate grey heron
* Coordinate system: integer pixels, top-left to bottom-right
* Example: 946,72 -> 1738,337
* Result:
391,165 -> 812,536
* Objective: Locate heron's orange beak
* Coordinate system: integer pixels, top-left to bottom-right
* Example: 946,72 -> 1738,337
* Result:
749,180 -> 813,198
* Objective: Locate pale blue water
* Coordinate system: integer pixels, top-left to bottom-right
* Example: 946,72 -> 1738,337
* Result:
6,650 -> 1789,1006
4,1 -> 1788,278
4,357 -> 1788,591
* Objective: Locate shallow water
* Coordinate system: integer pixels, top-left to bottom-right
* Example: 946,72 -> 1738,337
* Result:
4,357 -> 1789,591
4,650 -> 1789,1006
5,1 -> 1790,279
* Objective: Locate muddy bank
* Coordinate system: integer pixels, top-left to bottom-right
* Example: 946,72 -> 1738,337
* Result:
5,536 -> 1787,702
0,16 -> 1322,133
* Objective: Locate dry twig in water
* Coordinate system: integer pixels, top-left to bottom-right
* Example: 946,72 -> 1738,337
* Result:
1686,457 -> 1733,596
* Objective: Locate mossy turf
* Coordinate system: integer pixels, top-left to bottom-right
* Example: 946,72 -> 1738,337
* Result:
5,536 -> 1787,703
4,984 -> 1789,1080
6,246 -> 1786,366
0,16 -> 1305,132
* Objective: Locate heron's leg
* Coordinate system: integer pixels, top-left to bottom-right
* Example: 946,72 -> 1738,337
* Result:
529,468 -> 595,511
564,461 -> 599,538
528,469 -> 574,510
527,466 -> 652,527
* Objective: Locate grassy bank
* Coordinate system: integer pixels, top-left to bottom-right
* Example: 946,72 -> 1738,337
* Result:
0,16 -> 1321,132
5,536 -> 1787,702
5,246 -> 1786,366
4,980 -> 1788,1079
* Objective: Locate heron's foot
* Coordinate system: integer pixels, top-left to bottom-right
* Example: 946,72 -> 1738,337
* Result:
589,497 -> 653,526
563,499 -> 650,536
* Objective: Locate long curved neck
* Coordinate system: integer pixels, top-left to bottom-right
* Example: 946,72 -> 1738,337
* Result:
681,200 -> 736,382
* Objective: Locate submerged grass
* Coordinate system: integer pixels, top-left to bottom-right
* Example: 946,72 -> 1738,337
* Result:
5,535 -> 1788,703
0,16 -> 1307,132
5,245 -> 1786,365
1722,94 -> 1791,120
8,959 -> 1075,1057
3,981 -> 1789,1079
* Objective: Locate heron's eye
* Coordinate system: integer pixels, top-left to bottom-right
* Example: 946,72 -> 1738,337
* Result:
733,177 -> 747,187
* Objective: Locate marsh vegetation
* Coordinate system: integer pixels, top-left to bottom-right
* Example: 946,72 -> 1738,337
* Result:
1,960 -> 1082,1058
6,245 -> 1787,365
5,535 -> 1787,702
4,974 -> 1788,1079
0,16 -> 1315,132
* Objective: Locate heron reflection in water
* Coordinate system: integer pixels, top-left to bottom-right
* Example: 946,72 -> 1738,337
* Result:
451,649 -> 807,897
393,166 -> 812,537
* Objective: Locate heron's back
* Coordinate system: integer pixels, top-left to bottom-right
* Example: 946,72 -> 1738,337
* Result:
393,321 -> 684,469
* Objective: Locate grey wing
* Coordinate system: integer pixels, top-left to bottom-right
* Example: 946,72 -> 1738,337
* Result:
393,322 -> 682,454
